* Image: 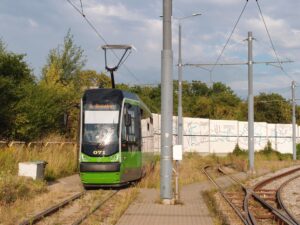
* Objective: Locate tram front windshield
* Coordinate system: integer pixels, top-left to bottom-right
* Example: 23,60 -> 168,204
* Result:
83,103 -> 120,146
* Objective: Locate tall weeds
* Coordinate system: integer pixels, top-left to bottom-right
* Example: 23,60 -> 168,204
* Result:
0,144 -> 77,179
0,143 -> 77,204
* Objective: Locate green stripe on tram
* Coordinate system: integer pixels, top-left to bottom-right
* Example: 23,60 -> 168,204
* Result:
80,172 -> 121,184
80,152 -> 120,162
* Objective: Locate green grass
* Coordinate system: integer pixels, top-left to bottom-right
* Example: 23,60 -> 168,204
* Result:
202,190 -> 227,225
296,143 -> 300,159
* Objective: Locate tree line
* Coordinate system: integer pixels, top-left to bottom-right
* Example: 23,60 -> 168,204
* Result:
0,31 -> 299,141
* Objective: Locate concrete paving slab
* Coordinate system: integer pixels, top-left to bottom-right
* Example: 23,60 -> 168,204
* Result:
116,183 -> 214,225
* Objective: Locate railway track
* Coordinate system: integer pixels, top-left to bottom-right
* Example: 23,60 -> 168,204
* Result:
17,163 -> 154,225
203,165 -> 300,225
249,167 -> 300,225
19,189 -> 120,225
278,175 -> 300,224
203,165 -> 249,225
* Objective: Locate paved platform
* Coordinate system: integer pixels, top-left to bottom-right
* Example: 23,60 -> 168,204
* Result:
116,182 -> 214,225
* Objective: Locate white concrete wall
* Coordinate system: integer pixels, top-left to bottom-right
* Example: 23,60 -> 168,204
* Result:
151,114 -> 298,154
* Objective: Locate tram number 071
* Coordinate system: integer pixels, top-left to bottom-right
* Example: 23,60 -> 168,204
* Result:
93,150 -> 104,155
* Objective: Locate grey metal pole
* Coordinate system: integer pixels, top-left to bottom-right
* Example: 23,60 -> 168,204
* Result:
174,22 -> 182,203
248,31 -> 255,172
175,13 -> 201,202
160,0 -> 173,202
292,80 -> 297,160
178,23 -> 183,146
176,13 -> 201,147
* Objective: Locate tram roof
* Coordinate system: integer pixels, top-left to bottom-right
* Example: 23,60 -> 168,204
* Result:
83,88 -> 140,101
83,88 -> 152,116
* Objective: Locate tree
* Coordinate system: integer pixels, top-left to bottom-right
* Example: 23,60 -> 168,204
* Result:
0,39 -> 6,53
14,84 -> 76,140
179,81 -> 242,119
38,30 -> 88,139
0,43 -> 35,139
78,70 -> 111,90
191,80 -> 209,96
254,93 -> 291,123
42,30 -> 86,86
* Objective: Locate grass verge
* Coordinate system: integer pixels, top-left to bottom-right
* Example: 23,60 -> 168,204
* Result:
85,188 -> 139,225
0,140 -> 77,205
202,190 -> 227,225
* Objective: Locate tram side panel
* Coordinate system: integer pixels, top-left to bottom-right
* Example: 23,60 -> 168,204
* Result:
141,113 -> 155,171
120,101 -> 143,183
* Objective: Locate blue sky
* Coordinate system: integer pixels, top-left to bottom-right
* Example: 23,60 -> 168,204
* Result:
1,0 -> 300,99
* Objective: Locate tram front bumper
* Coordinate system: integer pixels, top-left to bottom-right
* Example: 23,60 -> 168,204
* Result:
80,162 -> 121,184
80,162 -> 120,172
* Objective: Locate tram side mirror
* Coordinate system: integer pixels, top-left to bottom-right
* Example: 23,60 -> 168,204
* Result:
125,114 -> 132,127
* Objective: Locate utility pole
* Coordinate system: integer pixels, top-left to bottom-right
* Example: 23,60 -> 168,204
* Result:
247,32 -> 254,172
178,22 -> 183,147
175,12 -> 201,202
177,13 -> 201,148
160,0 -> 173,203
176,22 -> 182,203
184,31 -> 293,173
292,80 -> 296,160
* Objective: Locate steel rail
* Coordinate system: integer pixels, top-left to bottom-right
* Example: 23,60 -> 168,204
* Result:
202,165 -> 250,225
253,167 -> 300,191
251,168 -> 299,225
277,174 -> 300,225
251,192 -> 297,225
19,189 -> 120,225
19,191 -> 85,225
72,190 -> 119,225
243,190 -> 258,225
217,166 -> 257,225
251,167 -> 300,225
218,166 -> 300,225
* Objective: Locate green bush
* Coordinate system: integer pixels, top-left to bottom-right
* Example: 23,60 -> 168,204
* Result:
232,144 -> 247,156
258,141 -> 292,161
260,141 -> 274,153
297,143 -> 300,159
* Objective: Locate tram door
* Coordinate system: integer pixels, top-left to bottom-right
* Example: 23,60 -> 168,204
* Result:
121,103 -> 142,181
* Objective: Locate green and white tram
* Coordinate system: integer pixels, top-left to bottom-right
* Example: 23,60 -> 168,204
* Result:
79,88 -> 154,187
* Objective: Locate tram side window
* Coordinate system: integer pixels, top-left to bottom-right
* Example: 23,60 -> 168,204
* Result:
122,103 -> 136,143
122,103 -> 141,151
121,104 -> 129,142
135,106 -> 142,150
127,105 -> 136,142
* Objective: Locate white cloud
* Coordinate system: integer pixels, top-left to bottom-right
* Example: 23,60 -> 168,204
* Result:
208,0 -> 241,5
137,19 -> 161,53
2,0 -> 300,93
246,16 -> 300,50
84,1 -> 142,22
28,19 -> 38,28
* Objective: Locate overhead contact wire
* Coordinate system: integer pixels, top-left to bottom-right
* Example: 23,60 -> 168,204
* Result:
66,0 -> 140,83
80,0 -> 84,15
256,0 -> 294,81
210,0 -> 249,75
